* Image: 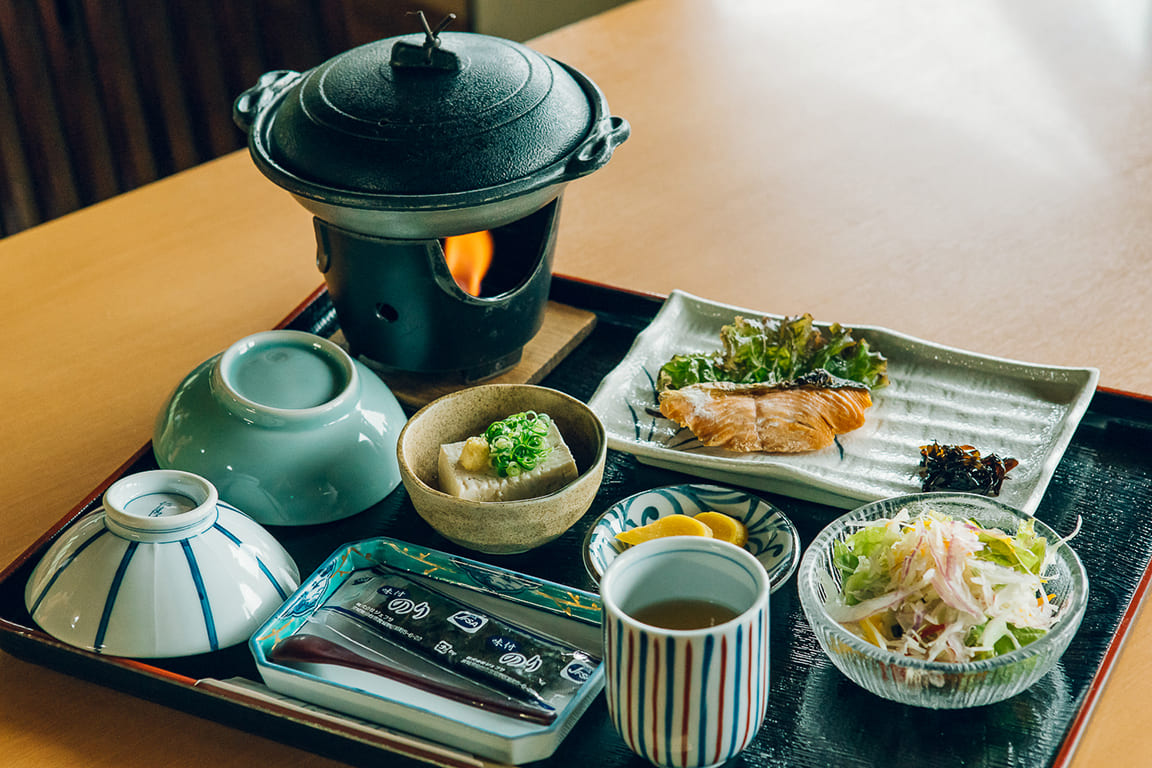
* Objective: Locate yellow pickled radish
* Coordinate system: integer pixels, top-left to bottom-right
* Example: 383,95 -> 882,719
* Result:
615,514 -> 713,546
693,511 -> 749,547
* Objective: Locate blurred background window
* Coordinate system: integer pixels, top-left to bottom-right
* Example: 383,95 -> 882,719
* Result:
0,0 -> 630,237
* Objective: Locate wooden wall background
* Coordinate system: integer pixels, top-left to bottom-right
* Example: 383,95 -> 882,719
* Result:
0,1 -> 469,237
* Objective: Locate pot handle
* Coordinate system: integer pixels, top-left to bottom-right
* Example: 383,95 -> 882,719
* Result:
564,115 -> 631,180
233,70 -> 303,132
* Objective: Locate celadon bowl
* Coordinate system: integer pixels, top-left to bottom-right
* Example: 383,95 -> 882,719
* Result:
397,384 -> 607,554
25,470 -> 300,658
153,330 -> 406,526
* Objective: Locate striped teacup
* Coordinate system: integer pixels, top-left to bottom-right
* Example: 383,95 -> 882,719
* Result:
600,536 -> 770,768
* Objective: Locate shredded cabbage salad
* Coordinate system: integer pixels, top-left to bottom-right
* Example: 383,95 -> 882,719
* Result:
825,507 -> 1063,663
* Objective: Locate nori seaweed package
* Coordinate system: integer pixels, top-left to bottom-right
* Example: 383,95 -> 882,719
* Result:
319,566 -> 598,714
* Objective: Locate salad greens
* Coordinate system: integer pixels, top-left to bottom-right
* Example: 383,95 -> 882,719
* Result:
825,507 -> 1060,663
656,314 -> 888,392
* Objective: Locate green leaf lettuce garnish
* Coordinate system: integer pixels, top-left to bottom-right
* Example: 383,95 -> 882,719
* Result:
832,522 -> 902,605
966,621 -> 1048,659
974,518 -> 1047,575
657,314 -> 888,392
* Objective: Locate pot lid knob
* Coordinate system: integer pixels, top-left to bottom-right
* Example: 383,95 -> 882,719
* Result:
389,11 -> 460,71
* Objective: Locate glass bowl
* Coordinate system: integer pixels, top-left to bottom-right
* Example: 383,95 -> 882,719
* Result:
796,492 -> 1088,709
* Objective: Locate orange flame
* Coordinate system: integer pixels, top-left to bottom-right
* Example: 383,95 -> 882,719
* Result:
443,230 -> 494,297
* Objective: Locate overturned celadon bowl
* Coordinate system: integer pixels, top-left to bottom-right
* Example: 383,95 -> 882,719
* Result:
153,330 -> 406,526
25,469 -> 300,658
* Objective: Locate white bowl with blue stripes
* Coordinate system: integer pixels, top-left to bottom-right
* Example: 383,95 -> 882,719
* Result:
25,469 -> 300,658
583,483 -> 800,592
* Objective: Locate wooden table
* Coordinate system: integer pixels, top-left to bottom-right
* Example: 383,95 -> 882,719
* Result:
2,0 -> 1150,765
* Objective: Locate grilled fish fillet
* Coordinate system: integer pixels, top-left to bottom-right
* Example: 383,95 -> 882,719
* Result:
657,371 -> 872,453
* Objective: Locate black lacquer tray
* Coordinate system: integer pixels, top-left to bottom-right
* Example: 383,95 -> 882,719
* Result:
2,276 -> 1151,768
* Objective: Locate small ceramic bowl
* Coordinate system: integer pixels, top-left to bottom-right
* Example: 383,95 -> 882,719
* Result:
582,483 -> 800,592
153,329 -> 407,526
25,469 -> 300,658
397,384 -> 607,554
797,492 -> 1088,709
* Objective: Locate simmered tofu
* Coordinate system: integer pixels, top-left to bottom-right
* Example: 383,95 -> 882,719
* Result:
438,420 -> 578,502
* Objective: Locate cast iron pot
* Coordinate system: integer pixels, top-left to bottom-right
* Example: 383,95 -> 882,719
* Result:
233,22 -> 630,239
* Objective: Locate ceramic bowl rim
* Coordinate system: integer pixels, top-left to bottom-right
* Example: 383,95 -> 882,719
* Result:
211,329 -> 361,424
600,535 -> 770,636
102,469 -> 220,542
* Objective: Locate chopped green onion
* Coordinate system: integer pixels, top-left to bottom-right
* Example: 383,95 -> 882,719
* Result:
482,412 -> 554,477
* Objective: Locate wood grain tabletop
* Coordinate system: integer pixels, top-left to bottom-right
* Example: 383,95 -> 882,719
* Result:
2,1 -> 1150,766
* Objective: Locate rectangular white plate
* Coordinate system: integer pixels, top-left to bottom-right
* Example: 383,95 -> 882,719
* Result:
587,291 -> 1099,513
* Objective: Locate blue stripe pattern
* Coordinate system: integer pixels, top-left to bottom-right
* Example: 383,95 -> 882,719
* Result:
605,611 -> 769,768
212,522 -> 289,600
728,624 -> 744,756
29,528 -> 109,616
697,634 -> 713,768
614,615 -> 624,723
181,540 -> 219,651
636,631 -> 650,763
663,635 -> 675,763
755,612 -> 768,737
94,541 -> 138,652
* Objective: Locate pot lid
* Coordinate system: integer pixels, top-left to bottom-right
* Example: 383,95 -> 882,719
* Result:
237,15 -> 604,203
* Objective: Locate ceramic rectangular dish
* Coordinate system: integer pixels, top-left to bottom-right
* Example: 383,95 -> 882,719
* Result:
250,537 -> 604,765
588,290 -> 1099,511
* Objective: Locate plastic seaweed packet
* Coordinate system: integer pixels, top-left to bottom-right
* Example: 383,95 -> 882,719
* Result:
320,566 -> 599,712
271,605 -> 560,723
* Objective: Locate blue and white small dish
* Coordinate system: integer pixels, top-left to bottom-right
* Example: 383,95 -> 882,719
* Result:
25,469 -> 300,658
582,483 -> 801,592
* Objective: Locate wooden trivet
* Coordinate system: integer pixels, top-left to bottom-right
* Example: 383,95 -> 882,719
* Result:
330,301 -> 597,409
